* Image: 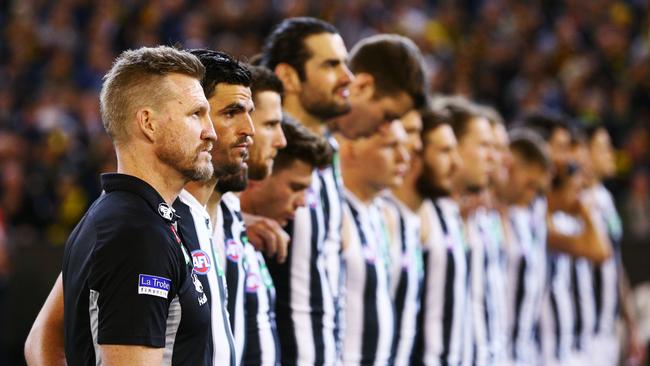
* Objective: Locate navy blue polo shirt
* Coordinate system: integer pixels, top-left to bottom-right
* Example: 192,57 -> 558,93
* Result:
62,173 -> 212,365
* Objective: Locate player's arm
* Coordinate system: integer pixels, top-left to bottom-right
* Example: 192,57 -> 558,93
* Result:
25,273 -> 66,366
618,267 -> 646,364
242,212 -> 289,263
99,345 -> 163,365
547,201 -> 611,263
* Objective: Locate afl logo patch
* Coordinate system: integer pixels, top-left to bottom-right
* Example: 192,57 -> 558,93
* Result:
158,203 -> 174,221
245,272 -> 260,293
191,250 -> 211,275
225,239 -> 241,262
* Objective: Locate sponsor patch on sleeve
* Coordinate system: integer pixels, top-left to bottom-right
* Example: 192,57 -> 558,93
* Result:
138,274 -> 171,299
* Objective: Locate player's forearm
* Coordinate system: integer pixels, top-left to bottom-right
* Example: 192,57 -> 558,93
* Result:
25,274 -> 66,366
24,323 -> 67,366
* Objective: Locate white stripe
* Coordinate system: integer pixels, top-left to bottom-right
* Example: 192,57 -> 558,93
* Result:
89,289 -> 101,366
163,296 -> 181,366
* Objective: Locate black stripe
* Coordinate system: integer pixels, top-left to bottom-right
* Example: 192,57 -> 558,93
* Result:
571,260 -> 583,350
511,260 -> 526,359
440,250 -> 456,364
268,219 -> 297,364
221,201 -> 241,336
308,207 -> 325,366
389,201 -> 409,363
548,258 -> 562,359
410,250 -> 429,366
243,271 -> 262,366
348,201 -> 379,365
593,264 -> 603,333
433,202 -> 456,364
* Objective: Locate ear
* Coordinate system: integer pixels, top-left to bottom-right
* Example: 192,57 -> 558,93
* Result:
275,63 -> 301,94
135,108 -> 156,143
350,72 -> 375,101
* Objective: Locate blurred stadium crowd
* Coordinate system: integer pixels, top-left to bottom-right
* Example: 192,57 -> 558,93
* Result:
0,0 -> 650,363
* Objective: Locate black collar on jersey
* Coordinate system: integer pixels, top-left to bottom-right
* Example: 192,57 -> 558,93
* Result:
101,173 -> 181,223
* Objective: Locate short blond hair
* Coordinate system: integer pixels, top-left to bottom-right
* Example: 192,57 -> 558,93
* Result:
99,46 -> 205,144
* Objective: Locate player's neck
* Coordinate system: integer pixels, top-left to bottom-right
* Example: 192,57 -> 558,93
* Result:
284,96 -> 326,136
116,147 -> 185,205
346,179 -> 379,204
392,184 -> 423,212
206,190 -> 223,227
184,177 -> 217,206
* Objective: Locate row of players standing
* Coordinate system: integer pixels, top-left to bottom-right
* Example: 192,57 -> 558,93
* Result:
27,16 -> 642,366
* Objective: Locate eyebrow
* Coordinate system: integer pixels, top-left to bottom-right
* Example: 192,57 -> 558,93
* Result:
219,101 -> 254,115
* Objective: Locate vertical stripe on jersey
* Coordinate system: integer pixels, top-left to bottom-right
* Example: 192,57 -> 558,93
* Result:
244,255 -> 262,364
348,203 -> 380,363
387,199 -> 408,362
433,202 -> 457,363
269,219 -> 298,363
511,245 -> 526,359
309,207 -> 325,366
593,267 -> 603,332
410,250 -> 429,365
570,261 -> 583,350
221,201 -> 241,334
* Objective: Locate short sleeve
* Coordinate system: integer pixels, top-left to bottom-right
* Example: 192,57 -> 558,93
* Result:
89,219 -> 183,347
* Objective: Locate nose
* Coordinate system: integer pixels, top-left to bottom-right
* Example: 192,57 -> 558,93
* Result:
202,114 -> 217,143
240,113 -> 255,138
338,63 -> 354,86
294,191 -> 307,209
275,129 -> 287,149
397,144 -> 409,165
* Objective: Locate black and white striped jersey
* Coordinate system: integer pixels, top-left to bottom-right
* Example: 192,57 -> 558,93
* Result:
242,242 -> 280,366
589,184 -> 621,338
267,137 -> 342,366
505,200 -> 547,365
541,212 -> 579,364
466,208 -> 509,365
380,192 -> 424,366
175,190 -> 236,366
342,191 -> 394,366
214,192 -> 247,365
413,198 -> 472,366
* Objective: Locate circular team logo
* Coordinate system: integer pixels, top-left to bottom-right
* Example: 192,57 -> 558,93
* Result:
245,272 -> 260,293
158,203 -> 174,221
191,250 -> 211,275
226,239 -> 241,262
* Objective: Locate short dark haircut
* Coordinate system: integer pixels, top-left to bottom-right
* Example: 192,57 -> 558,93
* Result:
432,95 -> 480,141
274,114 -> 333,172
420,107 -> 451,146
349,34 -> 427,109
248,65 -> 284,101
100,46 -> 205,143
513,110 -> 570,142
189,49 -> 251,99
509,128 -> 551,171
261,17 -> 339,80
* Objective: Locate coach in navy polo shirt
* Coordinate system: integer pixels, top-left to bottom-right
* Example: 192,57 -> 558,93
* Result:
61,46 -> 216,365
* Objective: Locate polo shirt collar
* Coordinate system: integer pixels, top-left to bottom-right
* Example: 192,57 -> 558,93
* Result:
101,173 -> 181,223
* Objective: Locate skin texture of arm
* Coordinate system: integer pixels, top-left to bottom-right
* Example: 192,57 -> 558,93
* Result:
546,201 -> 612,263
24,272 -> 166,366
25,273 -> 66,366
99,345 -> 163,365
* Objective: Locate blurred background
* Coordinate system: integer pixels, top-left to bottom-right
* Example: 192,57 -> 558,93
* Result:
0,0 -> 649,364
